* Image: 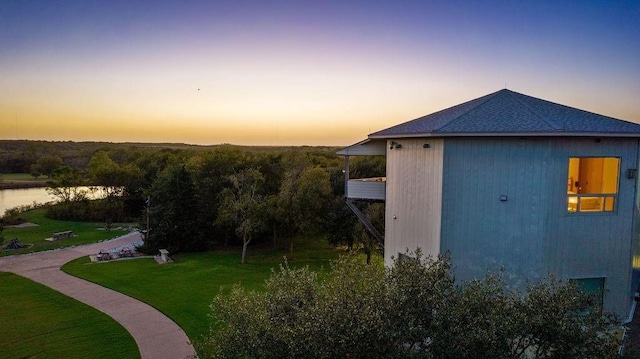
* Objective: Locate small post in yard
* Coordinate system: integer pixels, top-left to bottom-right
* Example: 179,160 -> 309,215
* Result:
159,249 -> 170,263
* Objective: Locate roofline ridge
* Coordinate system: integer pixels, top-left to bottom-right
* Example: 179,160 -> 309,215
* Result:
534,94 -> 638,126
434,89 -> 504,133
506,91 -> 563,131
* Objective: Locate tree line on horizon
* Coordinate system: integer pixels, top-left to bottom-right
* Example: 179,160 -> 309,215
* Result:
0,140 -> 386,261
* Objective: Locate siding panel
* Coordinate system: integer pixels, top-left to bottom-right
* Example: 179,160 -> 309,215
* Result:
440,137 -> 638,317
384,139 -> 444,263
545,138 -> 638,317
441,138 -> 549,288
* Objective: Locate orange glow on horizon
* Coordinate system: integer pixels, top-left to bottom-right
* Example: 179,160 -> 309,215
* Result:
1,2 -> 638,146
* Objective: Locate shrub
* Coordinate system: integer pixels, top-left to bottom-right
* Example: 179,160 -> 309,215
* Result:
198,251 -> 621,359
2,203 -> 42,225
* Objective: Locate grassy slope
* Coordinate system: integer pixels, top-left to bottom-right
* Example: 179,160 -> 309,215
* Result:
62,239 -> 344,342
1,209 -> 130,256
0,272 -> 139,359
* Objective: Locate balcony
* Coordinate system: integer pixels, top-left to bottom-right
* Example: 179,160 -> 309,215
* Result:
346,177 -> 386,201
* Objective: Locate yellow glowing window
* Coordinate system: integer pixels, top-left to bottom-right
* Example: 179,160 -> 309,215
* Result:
567,157 -> 619,213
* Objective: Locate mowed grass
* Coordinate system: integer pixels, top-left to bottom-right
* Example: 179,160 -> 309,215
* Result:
1,209 -> 132,257
1,173 -> 48,184
62,239 -> 345,342
0,271 -> 139,359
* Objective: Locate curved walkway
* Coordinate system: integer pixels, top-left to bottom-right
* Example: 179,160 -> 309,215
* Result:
0,232 -> 196,359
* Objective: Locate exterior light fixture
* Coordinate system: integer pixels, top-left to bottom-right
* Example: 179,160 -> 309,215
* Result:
628,169 -> 637,179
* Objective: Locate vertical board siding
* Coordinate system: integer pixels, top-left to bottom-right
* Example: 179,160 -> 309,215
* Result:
440,137 -> 638,317
441,138 -> 549,288
384,139 -> 444,264
545,138 -> 638,317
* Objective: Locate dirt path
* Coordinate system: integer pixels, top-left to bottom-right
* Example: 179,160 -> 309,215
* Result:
0,232 -> 196,359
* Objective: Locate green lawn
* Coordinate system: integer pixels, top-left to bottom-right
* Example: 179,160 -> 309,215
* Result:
0,173 -> 49,189
1,173 -> 48,184
2,209 -> 132,257
0,271 -> 139,359
62,239 -> 345,342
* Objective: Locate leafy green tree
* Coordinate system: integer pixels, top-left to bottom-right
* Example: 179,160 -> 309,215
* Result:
45,165 -> 91,220
294,166 -> 333,238
143,165 -> 203,253
200,252 -> 621,359
276,166 -> 333,252
216,168 -> 266,264
275,171 -> 299,251
87,151 -> 144,223
187,149 -> 250,246
31,154 -> 64,178
88,151 -> 121,194
350,155 -> 386,179
46,166 -> 87,203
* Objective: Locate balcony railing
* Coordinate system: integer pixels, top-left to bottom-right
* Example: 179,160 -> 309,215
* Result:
346,177 -> 386,201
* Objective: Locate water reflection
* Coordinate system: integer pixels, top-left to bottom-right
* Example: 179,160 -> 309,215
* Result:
0,187 -> 105,215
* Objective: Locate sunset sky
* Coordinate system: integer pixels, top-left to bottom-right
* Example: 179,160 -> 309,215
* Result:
1,1 -> 639,146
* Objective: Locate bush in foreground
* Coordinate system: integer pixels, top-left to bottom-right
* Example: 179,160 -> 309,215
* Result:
198,251 -> 621,359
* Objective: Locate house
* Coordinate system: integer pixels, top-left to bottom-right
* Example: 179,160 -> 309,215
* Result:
338,89 -> 640,319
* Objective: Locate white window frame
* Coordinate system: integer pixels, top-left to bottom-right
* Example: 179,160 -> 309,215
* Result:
567,157 -> 620,214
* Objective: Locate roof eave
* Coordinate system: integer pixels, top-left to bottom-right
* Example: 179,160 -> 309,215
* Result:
368,132 -> 640,139
336,138 -> 387,156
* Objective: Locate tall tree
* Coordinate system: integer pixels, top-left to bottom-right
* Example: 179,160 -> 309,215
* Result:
293,166 -> 333,239
216,168 -> 266,264
31,154 -> 64,178
188,149 -> 250,245
145,165 -> 202,253
46,166 -> 87,203
87,151 -> 144,223
276,166 -> 333,252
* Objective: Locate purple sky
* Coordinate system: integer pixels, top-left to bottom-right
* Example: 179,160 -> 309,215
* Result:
1,0 -> 639,145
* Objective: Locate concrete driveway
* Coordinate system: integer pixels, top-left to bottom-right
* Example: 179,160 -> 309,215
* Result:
0,232 -> 196,359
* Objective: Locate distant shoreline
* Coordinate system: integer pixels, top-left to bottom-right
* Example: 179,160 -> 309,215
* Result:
0,183 -> 47,190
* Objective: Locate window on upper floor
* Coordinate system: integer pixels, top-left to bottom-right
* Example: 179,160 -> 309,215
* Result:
567,157 -> 619,213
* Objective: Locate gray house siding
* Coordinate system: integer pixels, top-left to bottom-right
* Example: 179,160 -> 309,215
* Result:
545,138 -> 638,317
440,137 -> 638,317
440,138 -> 551,286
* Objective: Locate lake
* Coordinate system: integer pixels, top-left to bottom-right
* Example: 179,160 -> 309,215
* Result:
0,187 -> 105,215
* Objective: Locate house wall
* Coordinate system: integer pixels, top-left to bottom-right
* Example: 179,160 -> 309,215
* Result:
440,137 -> 550,286
384,138 -> 444,264
439,137 -> 638,318
545,138 -> 638,318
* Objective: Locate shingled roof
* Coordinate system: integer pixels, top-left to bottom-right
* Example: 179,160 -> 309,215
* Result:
369,89 -> 640,139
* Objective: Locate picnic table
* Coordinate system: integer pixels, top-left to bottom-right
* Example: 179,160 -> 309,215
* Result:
52,231 -> 74,241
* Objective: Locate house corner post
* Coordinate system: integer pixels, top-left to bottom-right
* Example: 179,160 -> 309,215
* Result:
344,155 -> 350,198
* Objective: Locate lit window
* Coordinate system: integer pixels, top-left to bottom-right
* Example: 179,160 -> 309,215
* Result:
567,157 -> 619,213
